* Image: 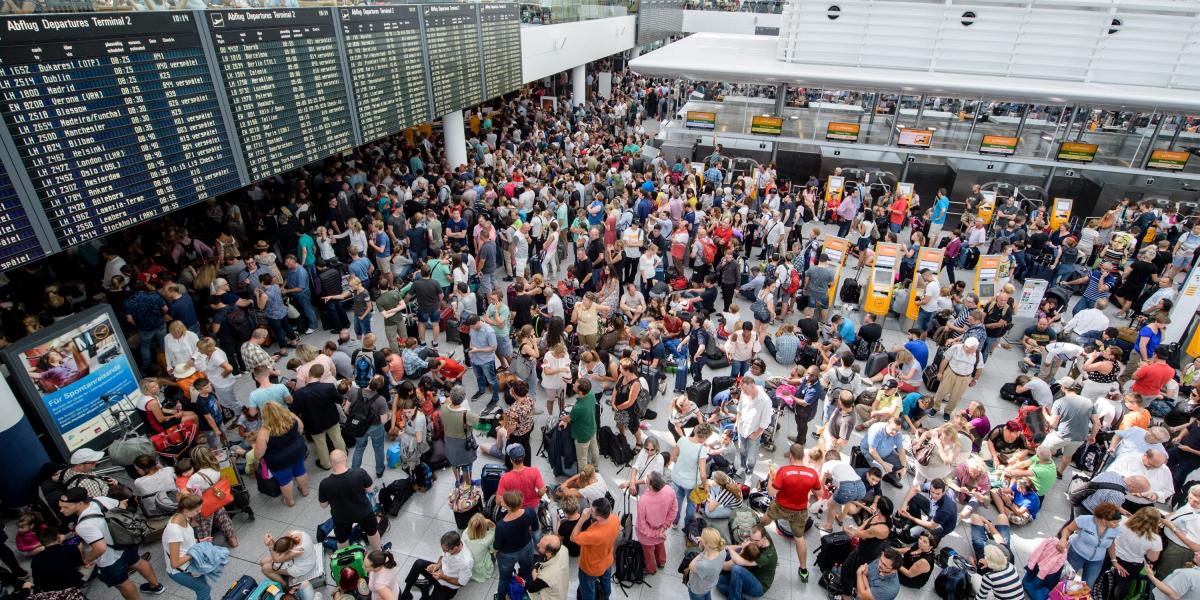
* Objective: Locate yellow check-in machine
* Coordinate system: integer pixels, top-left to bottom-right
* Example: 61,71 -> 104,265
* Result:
825,176 -> 845,208
822,237 -> 849,305
905,247 -> 946,320
978,190 -> 997,225
1048,197 -> 1073,231
866,242 -> 899,315
975,254 -> 1002,304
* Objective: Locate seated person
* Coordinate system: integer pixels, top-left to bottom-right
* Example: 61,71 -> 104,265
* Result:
860,417 -> 908,487
899,393 -> 934,433
1013,374 -> 1055,408
897,479 -> 958,540
619,283 -> 646,324
968,513 -> 1011,566
428,356 -> 467,385
132,454 -> 177,497
1116,393 -> 1152,431
895,531 -> 937,590
871,348 -> 921,393
818,392 -> 857,452
1019,317 -> 1059,372
701,471 -> 745,519
399,532 -> 473,600
993,478 -> 1040,525
999,445 -> 1058,503
549,464 -> 609,505
30,526 -> 83,593
260,531 -> 320,585
399,338 -> 432,380
844,468 -> 885,521
769,324 -> 801,365
855,380 -> 903,430
984,420 -> 1031,469
949,457 -> 992,520
819,335 -> 855,370
1036,341 -> 1085,380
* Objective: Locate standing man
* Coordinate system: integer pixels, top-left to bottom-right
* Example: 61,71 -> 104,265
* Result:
572,498 -> 621,600
1065,261 -> 1117,314
790,366 -> 823,444
914,269 -> 941,337
932,337 -> 981,421
763,444 -> 819,583
290,364 -> 346,470
404,264 -> 444,350
477,223 -> 499,298
734,378 -> 774,481
1121,314 -> 1169,387
58,488 -> 165,599
123,280 -> 168,370
317,450 -> 382,551
367,220 -> 393,287
466,316 -> 501,406
929,188 -> 950,244
803,253 -> 836,322
562,379 -> 600,469
1041,377 -> 1101,477
283,254 -> 318,335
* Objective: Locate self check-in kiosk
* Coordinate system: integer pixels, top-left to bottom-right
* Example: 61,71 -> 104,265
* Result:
978,190 -> 997,225
866,242 -> 899,315
1048,197 -> 1073,231
822,237 -> 849,306
975,254 -> 1001,304
906,247 -> 946,321
826,176 -> 845,209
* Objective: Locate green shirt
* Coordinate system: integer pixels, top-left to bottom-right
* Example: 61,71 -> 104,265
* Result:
297,234 -> 316,266
428,258 -> 451,288
487,303 -> 511,337
1029,457 -> 1057,496
569,393 -> 598,444
376,289 -> 404,327
751,539 -> 778,592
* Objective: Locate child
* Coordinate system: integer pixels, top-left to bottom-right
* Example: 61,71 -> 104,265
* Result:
236,405 -> 262,475
30,525 -> 82,592
997,477 -> 1040,525
174,457 -> 194,492
186,378 -> 224,448
15,512 -> 44,556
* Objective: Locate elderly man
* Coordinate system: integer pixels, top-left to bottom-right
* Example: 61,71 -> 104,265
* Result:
528,534 -> 570,600
932,336 -> 982,420
735,377 -> 774,479
1063,298 -> 1110,346
1077,471 -> 1150,516
1105,449 -> 1174,512
1110,426 -> 1170,458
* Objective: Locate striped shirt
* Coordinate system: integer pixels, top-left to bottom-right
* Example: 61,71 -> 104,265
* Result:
976,564 -> 1022,600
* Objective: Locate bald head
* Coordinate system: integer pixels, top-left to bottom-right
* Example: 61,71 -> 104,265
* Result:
1125,475 -> 1150,494
1144,449 -> 1168,469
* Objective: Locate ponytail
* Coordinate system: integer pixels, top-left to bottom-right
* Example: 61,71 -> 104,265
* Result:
367,549 -> 397,570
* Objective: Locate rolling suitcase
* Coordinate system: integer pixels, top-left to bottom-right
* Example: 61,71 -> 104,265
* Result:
480,463 -> 505,502
329,544 -> 367,586
249,579 -> 286,600
687,380 -> 712,408
223,575 -> 258,600
864,352 -> 891,379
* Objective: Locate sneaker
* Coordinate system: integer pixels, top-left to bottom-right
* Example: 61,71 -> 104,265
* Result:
139,583 -> 166,595
383,541 -> 393,551
1018,362 -> 1029,374
799,568 -> 810,583
303,328 -> 316,335
472,390 -> 486,400
942,412 -> 950,421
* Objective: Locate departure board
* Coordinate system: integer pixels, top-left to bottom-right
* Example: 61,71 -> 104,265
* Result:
0,12 -> 242,249
423,4 -> 484,117
0,161 -> 45,271
339,6 -> 430,143
208,8 -> 354,182
478,3 -> 522,99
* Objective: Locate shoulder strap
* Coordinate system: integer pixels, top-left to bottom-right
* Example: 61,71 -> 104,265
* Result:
199,472 -> 214,487
1086,481 -> 1126,493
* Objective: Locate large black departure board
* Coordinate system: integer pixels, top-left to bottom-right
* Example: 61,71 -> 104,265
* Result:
208,8 -> 355,181
478,3 -> 523,99
339,6 -> 430,143
423,4 -> 484,117
0,160 -> 44,271
0,12 -> 242,249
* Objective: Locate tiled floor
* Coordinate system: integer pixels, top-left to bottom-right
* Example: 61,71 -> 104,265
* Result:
68,223 -> 1151,600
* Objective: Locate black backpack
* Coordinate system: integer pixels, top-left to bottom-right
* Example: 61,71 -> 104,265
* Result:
597,426 -> 619,460
380,479 -> 415,516
840,278 -> 861,304
1067,475 -> 1126,506
609,430 -> 635,465
343,389 -> 373,440
226,306 -> 253,342
934,564 -> 974,600
615,540 -> 647,589
797,345 -> 820,368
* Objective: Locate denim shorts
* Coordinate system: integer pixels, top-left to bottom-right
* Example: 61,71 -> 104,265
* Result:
97,546 -> 142,586
833,479 -> 867,504
269,455 -> 308,487
419,310 -> 441,325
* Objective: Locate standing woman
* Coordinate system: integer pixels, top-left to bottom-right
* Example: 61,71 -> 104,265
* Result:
255,273 -> 296,349
512,326 -> 541,399
752,280 -> 777,337
325,276 -> 373,339
669,422 -> 713,528
1106,507 -> 1163,599
493,491 -> 538,600
163,493 -> 211,600
541,343 -> 572,416
724,321 -> 760,379
252,402 -> 310,507
185,447 -> 239,548
194,337 -> 238,416
440,386 -> 479,484
621,436 -> 667,497
1057,501 -> 1123,586
612,358 -> 645,450
685,528 -> 727,600
395,399 -> 430,484
506,380 -> 536,463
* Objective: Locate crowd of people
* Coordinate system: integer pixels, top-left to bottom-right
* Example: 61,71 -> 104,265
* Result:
4,63 -> 1200,600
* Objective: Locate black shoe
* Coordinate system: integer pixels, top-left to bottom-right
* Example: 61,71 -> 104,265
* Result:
472,390 -> 486,400
883,473 -> 903,488
799,568 -> 810,583
942,412 -> 950,421
787,435 -> 799,443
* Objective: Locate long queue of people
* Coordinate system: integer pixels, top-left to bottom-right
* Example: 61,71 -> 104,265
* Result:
3,67 -> 1200,600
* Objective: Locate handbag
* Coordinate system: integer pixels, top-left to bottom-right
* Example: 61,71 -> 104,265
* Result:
914,439 -> 936,466
750,300 -> 770,323
688,484 -> 709,505
197,472 -> 234,517
285,299 -> 301,320
510,353 -> 534,381
107,436 -> 155,466
463,412 -> 478,451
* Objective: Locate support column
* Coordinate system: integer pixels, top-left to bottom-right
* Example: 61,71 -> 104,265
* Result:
630,45 -> 641,59
442,110 -> 467,170
774,84 -> 787,115
1168,114 -> 1184,150
1139,113 -> 1165,170
572,64 -> 586,106
598,71 -> 613,99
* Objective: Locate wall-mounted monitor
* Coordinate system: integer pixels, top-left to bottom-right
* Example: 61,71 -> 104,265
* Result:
980,135 -> 1018,156
750,116 -> 783,136
1057,142 -> 1098,163
1146,150 -> 1190,171
897,128 -> 933,148
826,122 -> 860,142
685,111 -> 716,130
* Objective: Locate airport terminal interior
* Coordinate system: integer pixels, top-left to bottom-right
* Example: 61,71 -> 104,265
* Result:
0,1 -> 1199,600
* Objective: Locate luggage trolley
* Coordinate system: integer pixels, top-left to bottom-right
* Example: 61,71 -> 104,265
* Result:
214,443 -> 254,521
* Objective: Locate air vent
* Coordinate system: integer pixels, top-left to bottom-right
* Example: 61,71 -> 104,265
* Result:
961,11 -> 976,26
827,5 -> 841,20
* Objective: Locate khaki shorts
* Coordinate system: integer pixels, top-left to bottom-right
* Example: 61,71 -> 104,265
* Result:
765,501 -> 808,535
1040,431 -> 1083,460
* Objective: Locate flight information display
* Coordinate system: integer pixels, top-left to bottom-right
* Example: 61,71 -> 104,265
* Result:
423,4 -> 483,117
478,3 -> 522,99
339,5 -> 430,143
0,12 -> 242,249
208,8 -> 355,181
0,161 -> 45,271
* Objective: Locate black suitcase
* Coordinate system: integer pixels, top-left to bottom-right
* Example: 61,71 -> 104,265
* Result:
711,375 -> 736,399
864,352 -> 891,378
687,380 -> 712,408
222,575 -> 257,600
815,532 -> 853,574
480,463 -> 505,502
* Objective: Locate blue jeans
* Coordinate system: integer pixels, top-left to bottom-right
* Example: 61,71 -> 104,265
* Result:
704,505 -> 732,519
137,324 -> 167,368
738,436 -> 761,474
982,336 -> 1000,361
1067,546 -> 1104,587
353,311 -> 373,336
730,360 -> 749,378
578,566 -> 612,600
688,591 -> 712,600
1072,296 -> 1097,315
671,482 -> 697,527
472,359 -> 500,404
1023,568 -> 1061,600
716,566 -> 764,600
916,309 -> 936,333
169,571 -> 212,600
291,292 -> 319,331
352,423 -> 386,477
266,317 -> 294,347
1051,262 -> 1076,285
497,540 -> 535,600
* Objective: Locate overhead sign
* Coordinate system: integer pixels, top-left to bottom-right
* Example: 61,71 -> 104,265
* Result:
1147,150 -> 1190,171
686,111 -> 717,130
1057,142 -> 1098,163
826,122 -> 861,142
750,116 -> 784,136
980,135 -> 1018,156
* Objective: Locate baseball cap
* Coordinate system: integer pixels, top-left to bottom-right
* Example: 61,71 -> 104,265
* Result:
71,448 -> 104,465
1056,376 -> 1081,390
506,443 -> 526,461
60,488 -> 89,504
882,378 -> 899,390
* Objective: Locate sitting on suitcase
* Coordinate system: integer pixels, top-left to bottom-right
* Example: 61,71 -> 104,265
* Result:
260,530 -> 322,588
398,531 -> 475,600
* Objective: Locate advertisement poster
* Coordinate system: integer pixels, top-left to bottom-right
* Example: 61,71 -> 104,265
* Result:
2,306 -> 140,457
685,111 -> 717,130
1016,279 -> 1049,318
826,122 -> 860,142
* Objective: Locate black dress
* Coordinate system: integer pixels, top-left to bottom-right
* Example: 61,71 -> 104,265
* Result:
839,518 -> 892,594
898,548 -> 935,588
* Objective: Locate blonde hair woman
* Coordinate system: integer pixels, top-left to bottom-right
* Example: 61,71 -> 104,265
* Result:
685,528 -> 727,600
292,342 -> 335,387
702,471 -> 744,519
193,336 -> 237,413
252,402 -> 309,506
165,320 -> 199,374
555,464 -> 609,505
463,513 -> 496,583
184,447 -> 238,548
334,218 -> 368,260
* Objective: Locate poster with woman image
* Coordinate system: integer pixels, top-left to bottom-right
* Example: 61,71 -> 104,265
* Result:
2,305 -> 140,456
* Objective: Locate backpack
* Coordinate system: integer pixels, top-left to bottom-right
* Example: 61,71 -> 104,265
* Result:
226,307 -> 253,342
597,425 -> 616,459
840,278 -> 861,304
1067,475 -> 1126,506
934,564 -> 974,600
827,369 -> 856,401
343,389 -> 373,440
701,239 -> 718,264
797,345 -> 820,368
379,479 -> 414,516
728,506 -> 758,544
785,268 -> 801,296
79,501 -> 162,548
139,489 -> 179,519
1071,442 -> 1106,475
852,337 -> 873,361
353,353 -> 375,389
614,541 -> 646,588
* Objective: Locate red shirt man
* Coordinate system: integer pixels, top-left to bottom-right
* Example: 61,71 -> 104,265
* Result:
1131,348 -> 1176,398
496,445 -> 545,510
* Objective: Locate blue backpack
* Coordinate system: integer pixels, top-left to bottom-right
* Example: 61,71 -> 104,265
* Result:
353,353 -> 375,389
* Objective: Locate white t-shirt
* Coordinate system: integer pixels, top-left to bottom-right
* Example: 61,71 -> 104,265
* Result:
1113,525 -> 1162,563
369,566 -> 402,600
1154,567 -> 1200,600
195,349 -> 235,388
1025,378 -> 1054,407
186,468 -> 223,494
162,520 -> 198,575
638,254 -> 660,281
622,227 -> 644,258
922,279 -> 942,312
275,532 -> 320,580
76,497 -> 121,567
133,467 -> 177,496
576,475 -> 609,505
821,460 -> 860,483
440,548 -> 475,590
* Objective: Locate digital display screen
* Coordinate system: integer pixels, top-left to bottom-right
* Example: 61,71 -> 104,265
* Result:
2,306 -> 140,458
826,122 -> 860,142
339,6 -> 430,143
1146,150 -> 1189,171
208,8 -> 354,181
897,128 -> 933,148
685,111 -> 716,130
1057,142 -> 1098,163
478,3 -> 522,99
0,12 -> 242,249
423,4 -> 484,117
980,135 -> 1018,156
0,161 -> 45,271
750,116 -> 783,136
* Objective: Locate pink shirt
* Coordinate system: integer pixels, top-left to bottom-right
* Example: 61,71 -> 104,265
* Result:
295,355 -> 337,387
635,486 -> 678,545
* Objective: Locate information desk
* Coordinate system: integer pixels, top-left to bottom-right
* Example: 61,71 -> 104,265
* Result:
0,12 -> 242,249
339,5 -> 430,143
423,4 -> 484,117
208,8 -> 354,181
478,3 -> 523,99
